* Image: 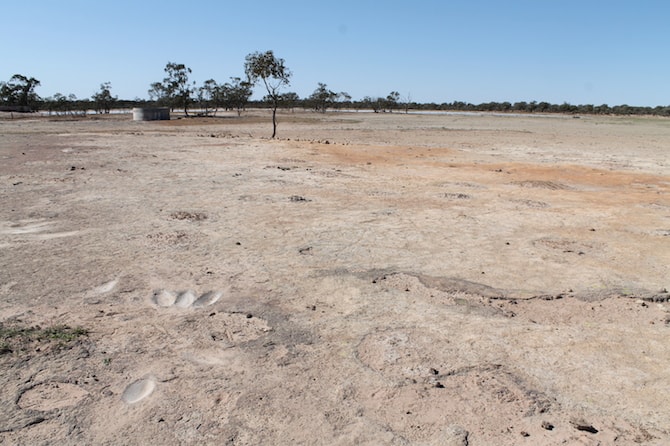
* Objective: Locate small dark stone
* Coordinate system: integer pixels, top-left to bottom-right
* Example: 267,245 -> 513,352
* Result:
520,431 -> 530,437
541,421 -> 554,430
570,419 -> 598,433
236,242 -> 241,246
290,195 -> 310,202
434,382 -> 445,389
246,313 -> 253,319
70,166 -> 76,171
429,368 -> 439,375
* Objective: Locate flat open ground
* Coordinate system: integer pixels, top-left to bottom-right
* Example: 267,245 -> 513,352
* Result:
1,110 -> 669,445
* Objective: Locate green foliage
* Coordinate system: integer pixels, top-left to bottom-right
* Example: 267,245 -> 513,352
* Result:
244,50 -> 291,137
220,77 -> 253,116
0,74 -> 41,110
42,93 -> 86,116
280,92 -> 300,111
148,62 -> 194,115
244,50 -> 291,95
0,323 -> 88,355
92,82 -> 117,114
361,96 -> 387,113
308,83 -> 337,113
197,79 -> 219,116
386,91 -> 400,112
148,82 -> 166,104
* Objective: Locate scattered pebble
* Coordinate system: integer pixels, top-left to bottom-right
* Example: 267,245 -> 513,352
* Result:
541,421 -> 554,430
570,418 -> 598,433
289,195 -> 311,202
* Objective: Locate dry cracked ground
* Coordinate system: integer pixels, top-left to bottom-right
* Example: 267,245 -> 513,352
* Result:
0,110 -> 669,445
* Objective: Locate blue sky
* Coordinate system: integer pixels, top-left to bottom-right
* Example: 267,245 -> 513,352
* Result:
2,0 -> 669,106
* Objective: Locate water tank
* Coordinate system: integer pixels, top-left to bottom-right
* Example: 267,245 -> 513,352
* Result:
132,107 -> 170,121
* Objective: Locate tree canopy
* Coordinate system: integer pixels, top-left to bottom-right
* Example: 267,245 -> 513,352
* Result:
0,74 -> 41,110
92,82 -> 117,114
308,83 -> 337,113
147,62 -> 194,115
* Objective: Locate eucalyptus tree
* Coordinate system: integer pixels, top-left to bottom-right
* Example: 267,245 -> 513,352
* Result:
221,77 -> 253,116
362,96 -> 385,113
336,91 -> 352,110
308,83 -> 337,113
244,50 -> 291,138
148,82 -> 167,104
0,74 -> 41,110
148,62 -> 194,114
280,92 -> 300,112
164,62 -> 194,115
386,91 -> 400,112
92,82 -> 117,114
198,79 -> 219,116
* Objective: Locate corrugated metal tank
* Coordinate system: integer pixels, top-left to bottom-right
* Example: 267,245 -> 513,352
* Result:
132,107 -> 170,121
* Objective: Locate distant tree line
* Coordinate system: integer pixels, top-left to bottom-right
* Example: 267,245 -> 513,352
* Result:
3,69 -> 670,120
403,100 -> 670,116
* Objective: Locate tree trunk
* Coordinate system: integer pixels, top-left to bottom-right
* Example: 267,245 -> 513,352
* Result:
271,103 -> 278,138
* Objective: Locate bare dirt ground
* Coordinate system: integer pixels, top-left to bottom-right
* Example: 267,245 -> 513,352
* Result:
1,110 -> 669,445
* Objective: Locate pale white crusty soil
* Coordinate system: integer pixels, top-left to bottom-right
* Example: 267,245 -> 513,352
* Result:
1,110 -> 669,445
